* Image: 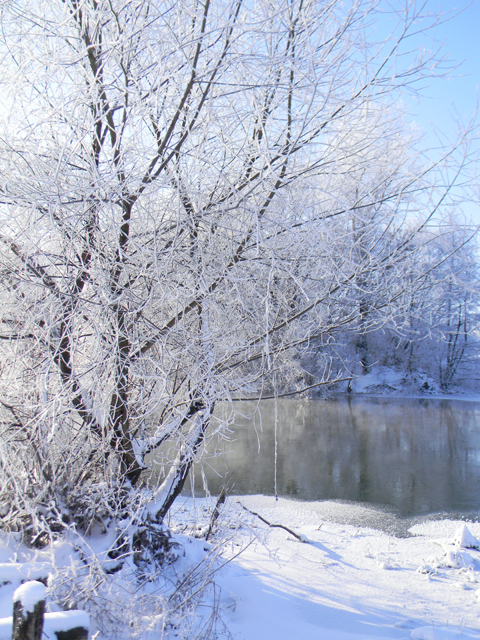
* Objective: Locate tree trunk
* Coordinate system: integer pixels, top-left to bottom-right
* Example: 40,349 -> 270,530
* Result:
12,598 -> 45,640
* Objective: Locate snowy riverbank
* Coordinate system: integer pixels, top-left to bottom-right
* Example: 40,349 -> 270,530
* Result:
197,495 -> 480,640
0,495 -> 479,639
332,365 -> 480,401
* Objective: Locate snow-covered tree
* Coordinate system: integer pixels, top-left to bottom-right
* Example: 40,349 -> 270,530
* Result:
0,0 -> 474,548
325,221 -> 480,392
397,226 -> 480,391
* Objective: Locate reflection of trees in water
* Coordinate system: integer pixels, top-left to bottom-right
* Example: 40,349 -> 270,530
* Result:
346,396 -> 370,502
285,478 -> 300,496
187,398 -> 480,516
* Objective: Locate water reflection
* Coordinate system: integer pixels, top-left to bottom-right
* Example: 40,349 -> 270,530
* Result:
188,396 -> 480,517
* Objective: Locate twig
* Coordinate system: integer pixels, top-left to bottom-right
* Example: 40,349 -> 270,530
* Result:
205,474 -> 233,541
239,503 -> 308,543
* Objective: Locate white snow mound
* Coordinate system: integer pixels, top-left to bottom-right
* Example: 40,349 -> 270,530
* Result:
12,581 -> 46,613
0,562 -> 49,585
44,611 -> 90,633
442,549 -> 474,569
454,524 -> 480,549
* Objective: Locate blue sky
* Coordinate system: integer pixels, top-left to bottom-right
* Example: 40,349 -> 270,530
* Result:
409,1 -> 478,130
398,1 -> 479,224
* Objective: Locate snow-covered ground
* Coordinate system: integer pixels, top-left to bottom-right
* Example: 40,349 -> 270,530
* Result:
209,496 -> 480,640
334,365 -> 480,401
0,495 -> 479,640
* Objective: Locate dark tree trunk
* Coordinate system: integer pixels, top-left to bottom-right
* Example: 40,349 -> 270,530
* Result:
12,596 -> 45,640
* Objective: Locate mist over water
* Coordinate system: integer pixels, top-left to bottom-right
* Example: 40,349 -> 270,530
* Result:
186,396 -> 480,522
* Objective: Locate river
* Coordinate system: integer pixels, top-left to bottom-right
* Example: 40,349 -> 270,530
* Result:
184,396 -> 480,530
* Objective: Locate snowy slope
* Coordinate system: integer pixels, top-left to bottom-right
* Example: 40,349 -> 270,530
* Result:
0,496 -> 479,640
208,496 -> 480,640
334,365 -> 480,400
